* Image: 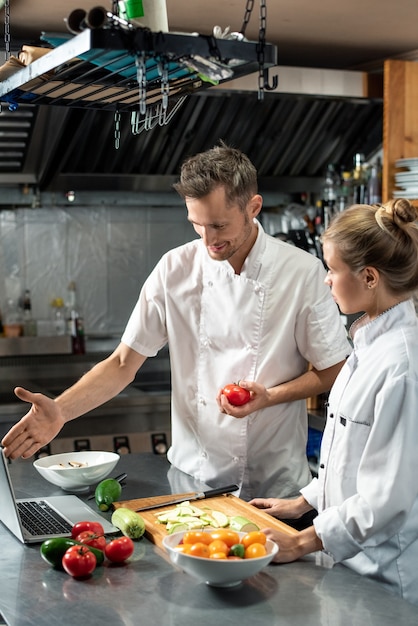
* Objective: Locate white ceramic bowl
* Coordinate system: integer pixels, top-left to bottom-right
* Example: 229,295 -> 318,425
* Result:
33,451 -> 120,491
163,530 -> 279,587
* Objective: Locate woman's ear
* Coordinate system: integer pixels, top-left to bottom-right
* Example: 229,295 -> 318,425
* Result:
364,267 -> 379,290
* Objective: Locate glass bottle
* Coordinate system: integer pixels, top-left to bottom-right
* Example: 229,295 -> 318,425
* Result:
321,163 -> 340,229
66,281 -> 85,354
50,297 -> 66,336
352,153 -> 368,204
368,158 -> 382,204
23,289 -> 37,337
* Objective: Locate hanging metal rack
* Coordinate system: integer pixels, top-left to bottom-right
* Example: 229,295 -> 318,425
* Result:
0,4 -> 278,114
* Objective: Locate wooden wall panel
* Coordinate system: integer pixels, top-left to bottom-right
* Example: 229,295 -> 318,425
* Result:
383,60 -> 418,204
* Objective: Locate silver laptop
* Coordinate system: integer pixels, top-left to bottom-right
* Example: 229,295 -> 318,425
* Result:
0,447 -> 118,543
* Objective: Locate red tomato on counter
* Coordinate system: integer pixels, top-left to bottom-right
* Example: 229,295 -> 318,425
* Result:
104,537 -> 134,563
71,520 -> 105,539
222,383 -> 251,406
62,545 -> 97,578
76,530 -> 107,551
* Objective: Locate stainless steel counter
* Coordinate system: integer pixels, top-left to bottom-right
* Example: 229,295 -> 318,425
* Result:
1,453 -> 418,626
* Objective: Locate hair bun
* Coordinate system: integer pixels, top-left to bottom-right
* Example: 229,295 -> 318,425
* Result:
391,198 -> 418,225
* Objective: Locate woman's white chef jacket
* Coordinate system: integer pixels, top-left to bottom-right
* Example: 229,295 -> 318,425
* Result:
122,220 -> 350,499
301,299 -> 418,605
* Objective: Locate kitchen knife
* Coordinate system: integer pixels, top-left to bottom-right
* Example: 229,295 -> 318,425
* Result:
135,484 -> 239,512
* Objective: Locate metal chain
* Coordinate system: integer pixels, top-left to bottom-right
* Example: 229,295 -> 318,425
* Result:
4,0 -> 11,61
111,1 -> 119,16
158,59 -> 169,111
240,0 -> 255,37
239,0 -> 271,100
257,0 -> 267,100
114,109 -> 121,149
135,54 -> 147,115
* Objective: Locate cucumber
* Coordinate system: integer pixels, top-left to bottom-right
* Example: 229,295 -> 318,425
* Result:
40,537 -> 105,569
95,478 -> 122,512
111,507 -> 146,539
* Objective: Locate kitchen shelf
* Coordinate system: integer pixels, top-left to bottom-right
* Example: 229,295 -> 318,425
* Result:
0,26 -> 278,112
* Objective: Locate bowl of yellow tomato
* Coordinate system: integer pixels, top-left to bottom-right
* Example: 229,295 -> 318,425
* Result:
163,528 -> 278,587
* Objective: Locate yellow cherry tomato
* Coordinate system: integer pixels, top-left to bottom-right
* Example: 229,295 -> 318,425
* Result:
244,543 -> 267,559
174,543 -> 192,554
209,552 -> 228,560
208,539 -> 230,555
208,529 -> 241,547
241,531 -> 267,549
182,531 -> 212,545
188,542 -> 211,558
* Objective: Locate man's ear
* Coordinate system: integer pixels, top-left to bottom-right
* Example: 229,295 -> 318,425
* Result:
249,194 -> 263,219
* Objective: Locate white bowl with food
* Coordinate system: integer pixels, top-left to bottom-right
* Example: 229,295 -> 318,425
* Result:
33,451 -> 120,491
163,529 -> 278,587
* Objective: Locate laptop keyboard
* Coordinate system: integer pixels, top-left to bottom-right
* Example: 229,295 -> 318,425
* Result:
17,500 -> 72,536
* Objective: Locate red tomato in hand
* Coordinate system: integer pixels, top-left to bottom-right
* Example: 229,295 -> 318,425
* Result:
76,530 -> 107,551
222,383 -> 251,406
71,520 -> 105,539
104,537 -> 135,563
62,545 -> 97,578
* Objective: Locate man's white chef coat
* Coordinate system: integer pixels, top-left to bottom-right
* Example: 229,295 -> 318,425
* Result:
122,220 -> 350,499
302,299 -> 418,606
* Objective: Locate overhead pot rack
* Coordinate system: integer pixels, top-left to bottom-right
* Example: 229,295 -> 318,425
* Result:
0,3 -> 278,117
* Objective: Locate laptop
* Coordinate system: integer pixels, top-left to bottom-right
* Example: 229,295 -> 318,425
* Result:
0,447 -> 118,543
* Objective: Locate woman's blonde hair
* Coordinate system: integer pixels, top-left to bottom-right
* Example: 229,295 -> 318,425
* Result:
322,198 -> 418,294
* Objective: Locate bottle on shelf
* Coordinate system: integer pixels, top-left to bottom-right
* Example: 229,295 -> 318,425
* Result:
367,158 -> 382,204
352,153 -> 368,204
3,298 -> 23,337
50,297 -> 66,336
338,169 -> 353,211
321,163 -> 341,229
66,281 -> 85,354
22,289 -> 37,337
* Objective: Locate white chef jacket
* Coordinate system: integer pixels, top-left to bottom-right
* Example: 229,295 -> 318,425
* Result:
122,220 -> 350,499
302,299 -> 418,606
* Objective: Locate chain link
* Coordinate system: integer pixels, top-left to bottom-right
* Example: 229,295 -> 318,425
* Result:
135,54 -> 147,115
158,59 -> 170,111
257,0 -> 267,100
240,0 -> 255,37
4,0 -> 11,61
114,109 -> 121,150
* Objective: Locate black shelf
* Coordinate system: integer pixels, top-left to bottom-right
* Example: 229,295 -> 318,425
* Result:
0,27 -> 278,112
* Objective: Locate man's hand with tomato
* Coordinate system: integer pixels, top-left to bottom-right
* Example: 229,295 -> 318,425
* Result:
217,380 -> 270,418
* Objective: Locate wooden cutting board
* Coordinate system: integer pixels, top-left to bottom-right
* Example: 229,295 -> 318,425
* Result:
113,493 -> 298,547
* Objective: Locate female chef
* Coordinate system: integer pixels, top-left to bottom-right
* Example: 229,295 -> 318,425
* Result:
250,198 -> 418,606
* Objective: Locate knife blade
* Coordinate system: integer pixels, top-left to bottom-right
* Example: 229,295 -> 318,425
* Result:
134,484 -> 239,512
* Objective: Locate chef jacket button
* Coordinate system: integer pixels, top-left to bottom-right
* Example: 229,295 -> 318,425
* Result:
233,456 -> 239,463
320,463 -> 325,469
199,397 -> 206,405
208,281 -> 213,287
329,413 -> 334,418
201,451 -> 208,458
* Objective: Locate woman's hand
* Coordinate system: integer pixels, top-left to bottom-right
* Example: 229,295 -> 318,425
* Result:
1,387 -> 65,459
249,494 -> 313,519
262,526 -> 323,563
216,380 -> 271,418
